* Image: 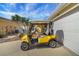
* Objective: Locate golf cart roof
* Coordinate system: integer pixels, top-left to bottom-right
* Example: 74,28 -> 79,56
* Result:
29,20 -> 50,24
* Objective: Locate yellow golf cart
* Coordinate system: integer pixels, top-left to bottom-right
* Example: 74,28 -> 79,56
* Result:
19,33 -> 56,51
19,22 -> 57,51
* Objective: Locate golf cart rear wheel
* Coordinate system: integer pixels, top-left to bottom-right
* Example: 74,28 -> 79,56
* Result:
21,42 -> 29,51
49,40 -> 57,48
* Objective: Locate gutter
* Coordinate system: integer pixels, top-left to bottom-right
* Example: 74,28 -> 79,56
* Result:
48,3 -> 70,20
51,4 -> 79,22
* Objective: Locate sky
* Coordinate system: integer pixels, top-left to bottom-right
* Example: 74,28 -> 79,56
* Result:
0,3 -> 58,20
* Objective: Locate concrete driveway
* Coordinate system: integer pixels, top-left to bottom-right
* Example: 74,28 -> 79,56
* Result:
0,40 -> 77,56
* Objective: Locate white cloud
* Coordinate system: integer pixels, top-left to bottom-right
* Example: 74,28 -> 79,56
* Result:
0,3 -> 55,20
0,11 -> 15,16
0,9 -> 26,19
24,5 -> 44,17
25,3 -> 37,11
0,5 -> 10,12
20,5 -> 24,11
0,11 -> 16,19
0,3 -> 16,12
9,3 -> 16,6
24,4 -> 50,20
6,3 -> 16,8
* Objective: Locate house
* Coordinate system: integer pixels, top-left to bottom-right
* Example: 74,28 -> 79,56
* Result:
0,17 -> 22,36
48,3 -> 79,55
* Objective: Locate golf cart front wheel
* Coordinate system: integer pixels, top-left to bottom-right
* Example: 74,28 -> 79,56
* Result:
21,42 -> 29,51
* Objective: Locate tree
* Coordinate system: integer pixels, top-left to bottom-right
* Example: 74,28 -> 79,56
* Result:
11,14 -> 30,25
21,17 -> 29,25
12,16 -> 16,21
15,14 -> 21,22
12,14 -> 21,22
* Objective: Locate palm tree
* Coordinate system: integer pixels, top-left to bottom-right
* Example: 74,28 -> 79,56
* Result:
12,14 -> 21,22
11,14 -> 30,25
12,16 -> 16,21
11,14 -> 30,34
21,17 -> 29,25
21,17 -> 25,23
25,18 -> 29,25
15,14 -> 21,22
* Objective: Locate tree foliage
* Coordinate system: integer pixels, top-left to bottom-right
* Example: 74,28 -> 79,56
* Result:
11,14 -> 30,25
